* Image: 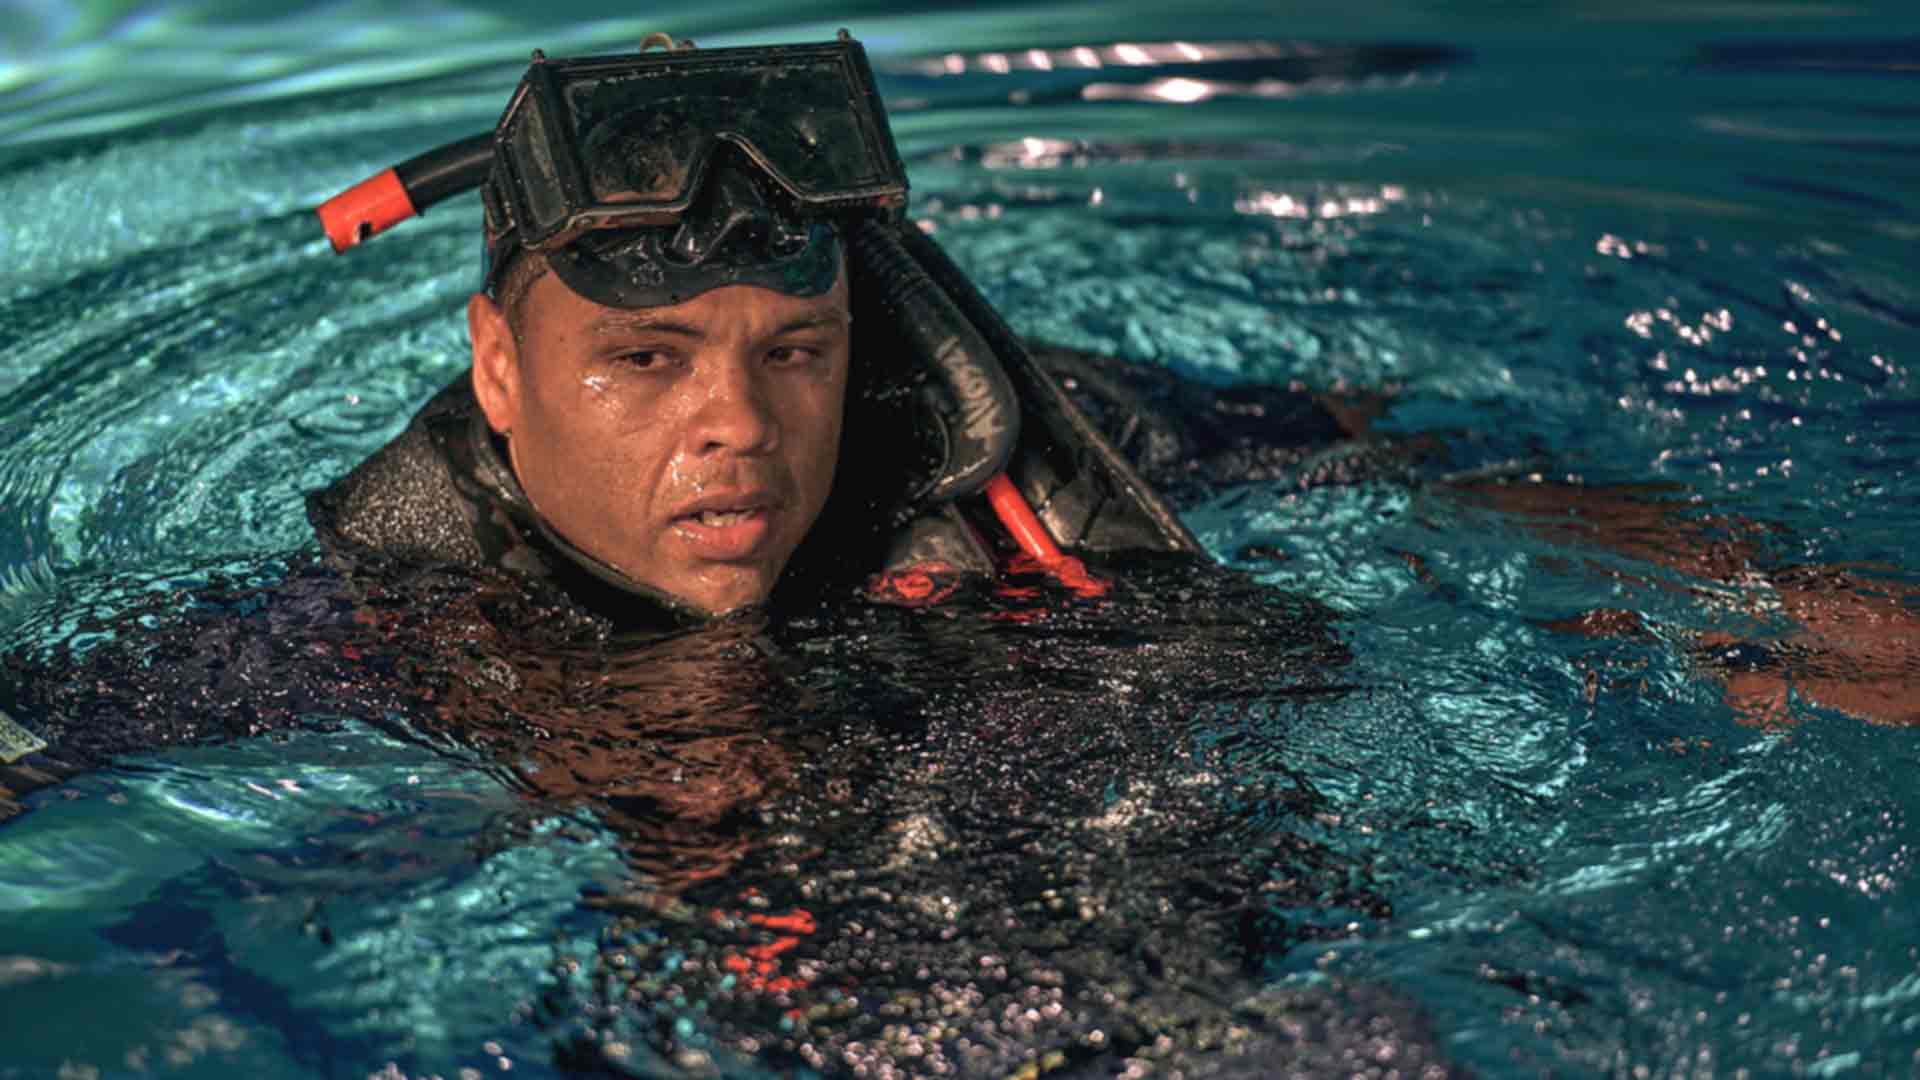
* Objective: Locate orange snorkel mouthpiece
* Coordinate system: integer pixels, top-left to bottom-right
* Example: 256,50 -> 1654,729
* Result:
316,169 -> 416,253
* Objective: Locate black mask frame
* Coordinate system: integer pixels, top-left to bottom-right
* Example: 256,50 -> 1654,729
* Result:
487,36 -> 908,255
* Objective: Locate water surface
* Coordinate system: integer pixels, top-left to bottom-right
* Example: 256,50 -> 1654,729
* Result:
2,1 -> 1918,1076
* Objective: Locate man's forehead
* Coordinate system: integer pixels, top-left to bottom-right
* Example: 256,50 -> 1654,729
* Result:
524,264 -> 851,340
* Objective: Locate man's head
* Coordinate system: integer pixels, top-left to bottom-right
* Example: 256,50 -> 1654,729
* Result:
468,244 -> 851,615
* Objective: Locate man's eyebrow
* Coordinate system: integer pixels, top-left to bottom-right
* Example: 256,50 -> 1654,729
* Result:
766,310 -> 853,337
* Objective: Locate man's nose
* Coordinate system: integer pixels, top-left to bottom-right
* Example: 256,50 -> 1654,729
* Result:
689,354 -> 778,455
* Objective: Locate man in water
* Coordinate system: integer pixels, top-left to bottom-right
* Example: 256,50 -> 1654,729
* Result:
304,33 -> 1209,629
0,32 -> 1383,809
2,29 -> 1911,1079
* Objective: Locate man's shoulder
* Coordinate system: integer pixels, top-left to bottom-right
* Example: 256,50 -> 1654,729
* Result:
307,377 -> 491,568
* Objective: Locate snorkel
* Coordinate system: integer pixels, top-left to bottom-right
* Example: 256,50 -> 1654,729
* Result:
315,32 -> 1188,595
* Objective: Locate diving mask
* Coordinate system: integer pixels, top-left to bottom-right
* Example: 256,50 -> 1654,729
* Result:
317,33 -> 907,268
486,36 -> 906,252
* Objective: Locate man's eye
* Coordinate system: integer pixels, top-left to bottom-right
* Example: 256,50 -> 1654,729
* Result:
616,350 -> 672,369
767,345 -> 820,367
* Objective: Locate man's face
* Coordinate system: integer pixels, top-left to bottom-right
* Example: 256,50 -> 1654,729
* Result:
469,262 -> 851,615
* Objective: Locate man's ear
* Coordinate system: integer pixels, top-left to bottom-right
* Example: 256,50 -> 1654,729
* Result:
468,292 -> 520,437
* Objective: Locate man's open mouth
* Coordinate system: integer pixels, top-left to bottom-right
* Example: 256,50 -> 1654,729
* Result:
671,496 -> 781,560
690,508 -> 754,527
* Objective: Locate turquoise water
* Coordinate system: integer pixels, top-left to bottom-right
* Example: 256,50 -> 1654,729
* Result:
2,1 -> 1919,1076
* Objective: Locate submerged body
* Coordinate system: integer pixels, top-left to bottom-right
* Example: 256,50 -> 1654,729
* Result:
0,534 -> 1452,1077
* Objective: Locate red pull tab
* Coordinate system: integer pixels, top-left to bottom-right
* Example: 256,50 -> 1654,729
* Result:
316,168 -> 417,253
866,561 -> 964,607
984,473 -> 1109,598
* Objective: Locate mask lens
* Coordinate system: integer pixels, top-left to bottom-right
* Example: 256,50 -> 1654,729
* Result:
576,97 -> 709,205
505,95 -> 571,237
565,58 -> 890,201
743,63 -> 885,193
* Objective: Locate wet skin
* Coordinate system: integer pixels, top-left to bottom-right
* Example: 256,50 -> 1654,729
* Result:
468,267 -> 851,615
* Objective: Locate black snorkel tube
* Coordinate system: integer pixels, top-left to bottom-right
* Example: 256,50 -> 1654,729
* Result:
895,222 -> 1199,566
318,134 -> 493,253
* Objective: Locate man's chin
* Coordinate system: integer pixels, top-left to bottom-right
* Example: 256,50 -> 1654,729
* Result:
659,564 -> 782,617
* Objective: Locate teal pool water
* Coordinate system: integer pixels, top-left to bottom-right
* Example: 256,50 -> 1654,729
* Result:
2,2 -> 1918,1076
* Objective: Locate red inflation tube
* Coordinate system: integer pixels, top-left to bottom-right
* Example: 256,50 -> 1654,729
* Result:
985,472 -> 1063,563
984,473 -> 1108,597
